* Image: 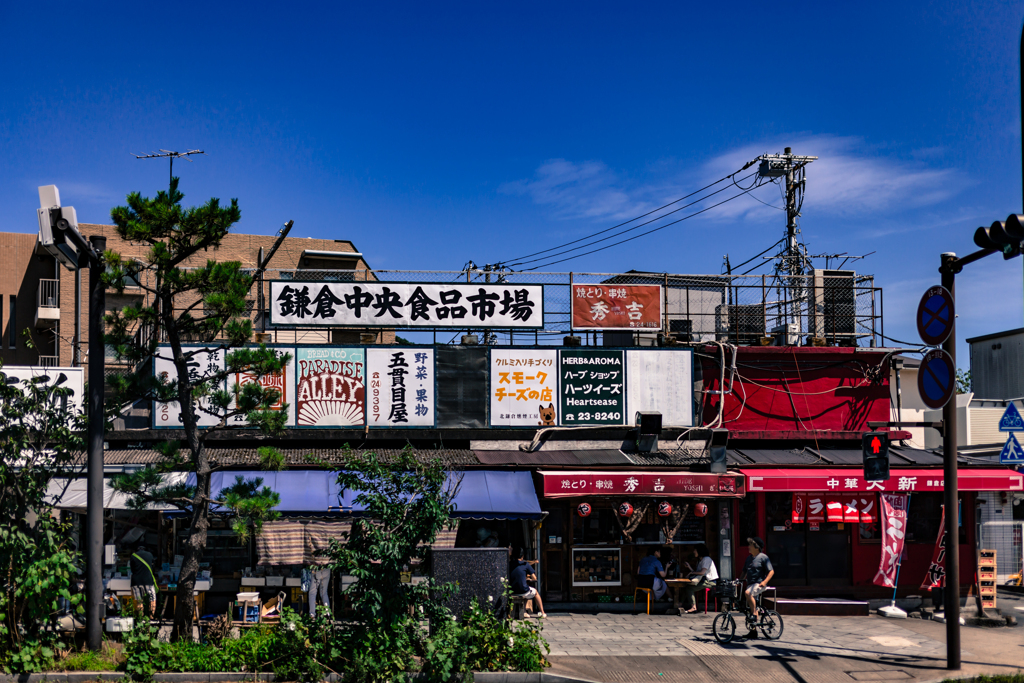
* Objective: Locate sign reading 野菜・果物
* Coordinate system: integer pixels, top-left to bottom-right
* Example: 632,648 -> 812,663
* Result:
270,282 -> 544,328
559,349 -> 625,425
367,348 -> 435,427
571,284 -> 661,330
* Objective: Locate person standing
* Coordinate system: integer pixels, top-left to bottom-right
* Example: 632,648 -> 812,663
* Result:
679,544 -> 718,613
742,537 -> 774,638
130,543 -> 158,617
307,565 -> 331,617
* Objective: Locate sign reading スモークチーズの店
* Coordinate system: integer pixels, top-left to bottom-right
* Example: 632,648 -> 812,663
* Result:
270,282 -> 544,328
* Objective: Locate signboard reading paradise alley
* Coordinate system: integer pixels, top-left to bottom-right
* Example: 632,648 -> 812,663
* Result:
270,282 -> 544,328
560,349 -> 625,425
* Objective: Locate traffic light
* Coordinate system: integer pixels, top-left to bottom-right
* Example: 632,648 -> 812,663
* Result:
862,431 -> 890,482
974,214 -> 1024,260
36,185 -> 89,270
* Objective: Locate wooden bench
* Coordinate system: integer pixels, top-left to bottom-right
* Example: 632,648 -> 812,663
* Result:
510,595 -> 529,620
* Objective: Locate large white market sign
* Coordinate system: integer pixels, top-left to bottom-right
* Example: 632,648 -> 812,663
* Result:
270,282 -> 544,328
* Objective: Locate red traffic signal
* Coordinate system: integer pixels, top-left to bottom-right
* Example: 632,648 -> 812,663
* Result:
862,431 -> 891,482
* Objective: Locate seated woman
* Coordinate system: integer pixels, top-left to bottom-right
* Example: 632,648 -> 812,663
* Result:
679,544 -> 718,614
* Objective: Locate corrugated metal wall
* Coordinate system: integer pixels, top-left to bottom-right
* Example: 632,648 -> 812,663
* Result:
971,331 -> 1024,399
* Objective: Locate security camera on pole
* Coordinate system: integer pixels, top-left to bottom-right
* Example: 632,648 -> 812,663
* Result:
37,185 -> 107,651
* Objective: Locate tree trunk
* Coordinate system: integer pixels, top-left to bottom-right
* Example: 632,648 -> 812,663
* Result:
172,472 -> 209,642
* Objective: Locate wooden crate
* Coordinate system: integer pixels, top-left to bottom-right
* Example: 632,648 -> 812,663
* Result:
979,549 -> 996,567
979,567 -> 996,580
982,598 -> 996,610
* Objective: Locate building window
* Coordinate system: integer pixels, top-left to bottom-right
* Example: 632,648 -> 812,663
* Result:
8,296 -> 15,348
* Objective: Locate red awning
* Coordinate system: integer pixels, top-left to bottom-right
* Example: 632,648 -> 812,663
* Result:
741,468 -> 1023,493
538,471 -> 745,498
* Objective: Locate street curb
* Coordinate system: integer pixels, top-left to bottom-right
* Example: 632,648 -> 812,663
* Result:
0,672 -> 589,683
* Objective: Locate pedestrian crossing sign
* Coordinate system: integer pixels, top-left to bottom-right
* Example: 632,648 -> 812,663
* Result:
999,432 -> 1024,464
998,402 -> 1024,432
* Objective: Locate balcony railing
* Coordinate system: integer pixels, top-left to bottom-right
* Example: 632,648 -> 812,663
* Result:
38,279 -> 58,308
38,355 -> 58,367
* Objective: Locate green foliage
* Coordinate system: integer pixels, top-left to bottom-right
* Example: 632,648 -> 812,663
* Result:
0,366 -> 85,672
53,643 -> 122,672
122,608 -> 160,681
103,178 -> 291,640
420,617 -> 472,683
956,368 -> 972,394
461,593 -> 549,673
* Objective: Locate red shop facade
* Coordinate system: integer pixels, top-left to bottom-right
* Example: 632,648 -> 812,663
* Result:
732,463 -> 1024,597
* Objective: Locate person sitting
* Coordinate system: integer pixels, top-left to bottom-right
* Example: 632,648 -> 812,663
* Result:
510,547 -> 545,618
679,544 -> 718,613
637,547 -> 672,601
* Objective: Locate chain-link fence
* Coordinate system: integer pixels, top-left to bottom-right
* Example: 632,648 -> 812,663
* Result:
980,521 -> 1024,585
246,268 -> 882,346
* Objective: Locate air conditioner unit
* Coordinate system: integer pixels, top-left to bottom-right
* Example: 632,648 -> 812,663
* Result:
771,324 -> 800,346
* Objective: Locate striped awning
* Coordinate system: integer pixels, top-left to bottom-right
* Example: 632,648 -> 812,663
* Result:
256,520 -> 348,566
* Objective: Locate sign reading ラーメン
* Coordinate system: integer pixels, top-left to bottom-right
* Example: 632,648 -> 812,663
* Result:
270,282 -> 544,328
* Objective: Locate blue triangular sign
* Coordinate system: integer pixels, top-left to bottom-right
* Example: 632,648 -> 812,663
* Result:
999,402 -> 1024,432
1000,433 -> 1024,464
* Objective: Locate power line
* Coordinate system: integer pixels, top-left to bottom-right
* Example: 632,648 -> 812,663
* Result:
493,165 -> 756,268
519,182 -> 767,271
505,170 -> 759,269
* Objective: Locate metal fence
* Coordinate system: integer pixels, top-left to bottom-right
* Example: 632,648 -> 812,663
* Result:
980,521 -> 1024,585
248,269 -> 883,346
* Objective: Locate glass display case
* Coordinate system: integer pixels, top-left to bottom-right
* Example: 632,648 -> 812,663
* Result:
572,547 -> 621,586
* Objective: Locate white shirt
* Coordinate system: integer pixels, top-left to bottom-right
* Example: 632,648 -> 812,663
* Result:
694,556 -> 718,582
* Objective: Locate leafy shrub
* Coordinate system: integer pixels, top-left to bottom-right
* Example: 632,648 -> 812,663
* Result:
122,608 -> 160,681
462,595 -> 549,673
420,617 -> 472,683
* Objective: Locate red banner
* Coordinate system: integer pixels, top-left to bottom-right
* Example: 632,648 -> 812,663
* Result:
807,493 -> 826,523
858,494 -> 877,524
873,493 -> 909,587
842,493 -> 860,522
920,506 -> 947,590
742,468 -> 1024,493
539,471 -> 744,498
792,493 -> 806,523
826,494 -> 844,522
571,284 -> 662,330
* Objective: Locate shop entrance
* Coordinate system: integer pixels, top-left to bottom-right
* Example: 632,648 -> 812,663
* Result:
765,493 -> 851,587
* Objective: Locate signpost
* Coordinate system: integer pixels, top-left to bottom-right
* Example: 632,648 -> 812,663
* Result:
999,432 -> 1024,465
917,348 -> 956,411
998,402 -> 1024,432
916,286 -> 955,347
999,403 -> 1024,465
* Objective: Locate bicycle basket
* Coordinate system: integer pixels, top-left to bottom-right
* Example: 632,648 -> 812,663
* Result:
716,581 -> 738,600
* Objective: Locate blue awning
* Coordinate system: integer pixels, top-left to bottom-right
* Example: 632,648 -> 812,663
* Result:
195,470 -> 542,520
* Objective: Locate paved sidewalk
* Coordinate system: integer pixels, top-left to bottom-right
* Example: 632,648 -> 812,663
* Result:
540,595 -> 1024,683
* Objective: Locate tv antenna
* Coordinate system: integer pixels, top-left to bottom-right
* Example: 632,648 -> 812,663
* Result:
132,149 -> 206,188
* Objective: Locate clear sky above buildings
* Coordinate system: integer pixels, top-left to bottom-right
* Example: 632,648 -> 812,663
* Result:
3,2 -> 1024,360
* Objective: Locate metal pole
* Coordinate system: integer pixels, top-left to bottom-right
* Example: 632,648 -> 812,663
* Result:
85,235 -> 107,650
940,251 -> 960,670
74,267 -> 81,365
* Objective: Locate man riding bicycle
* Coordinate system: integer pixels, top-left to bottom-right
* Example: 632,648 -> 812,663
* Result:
742,536 -> 774,639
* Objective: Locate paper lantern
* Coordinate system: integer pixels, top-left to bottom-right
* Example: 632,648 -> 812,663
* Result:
577,502 -> 592,518
618,501 -> 634,517
694,503 -> 709,517
657,501 -> 673,517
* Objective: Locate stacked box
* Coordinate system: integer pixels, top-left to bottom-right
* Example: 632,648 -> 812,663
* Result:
979,549 -> 997,610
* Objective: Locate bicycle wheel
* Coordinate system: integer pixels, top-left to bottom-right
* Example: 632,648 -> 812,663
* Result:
759,610 -> 784,640
712,612 -> 736,644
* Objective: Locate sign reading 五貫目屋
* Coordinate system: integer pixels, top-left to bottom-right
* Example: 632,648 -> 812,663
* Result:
571,284 -> 661,330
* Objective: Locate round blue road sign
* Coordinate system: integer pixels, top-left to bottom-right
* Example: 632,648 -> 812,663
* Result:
918,348 -> 956,410
917,285 -> 954,346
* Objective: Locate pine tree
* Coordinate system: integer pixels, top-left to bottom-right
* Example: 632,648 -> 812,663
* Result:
104,178 -> 287,641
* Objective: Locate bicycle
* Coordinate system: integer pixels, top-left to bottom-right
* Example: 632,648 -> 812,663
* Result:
711,579 -> 783,644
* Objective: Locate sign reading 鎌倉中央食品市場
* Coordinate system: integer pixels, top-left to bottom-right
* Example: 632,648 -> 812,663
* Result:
270,282 -> 544,328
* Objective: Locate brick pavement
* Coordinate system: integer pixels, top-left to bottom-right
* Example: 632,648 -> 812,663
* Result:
538,598 -> 1024,683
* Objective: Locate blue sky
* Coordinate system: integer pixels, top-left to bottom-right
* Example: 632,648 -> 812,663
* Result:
3,1 -> 1024,363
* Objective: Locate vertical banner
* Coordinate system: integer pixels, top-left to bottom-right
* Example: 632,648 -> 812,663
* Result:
625,349 -> 694,427
859,494 -> 877,524
295,348 -> 365,427
230,347 -> 296,427
571,284 -> 662,330
806,493 -> 826,523
873,493 -> 909,588
367,348 -> 435,427
153,348 -> 225,427
920,506 -> 947,590
490,349 -> 557,427
826,494 -> 844,522
559,349 -> 625,425
791,493 -> 806,523
842,494 -> 860,522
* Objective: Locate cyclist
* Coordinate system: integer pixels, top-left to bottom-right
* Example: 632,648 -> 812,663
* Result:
742,536 -> 774,639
